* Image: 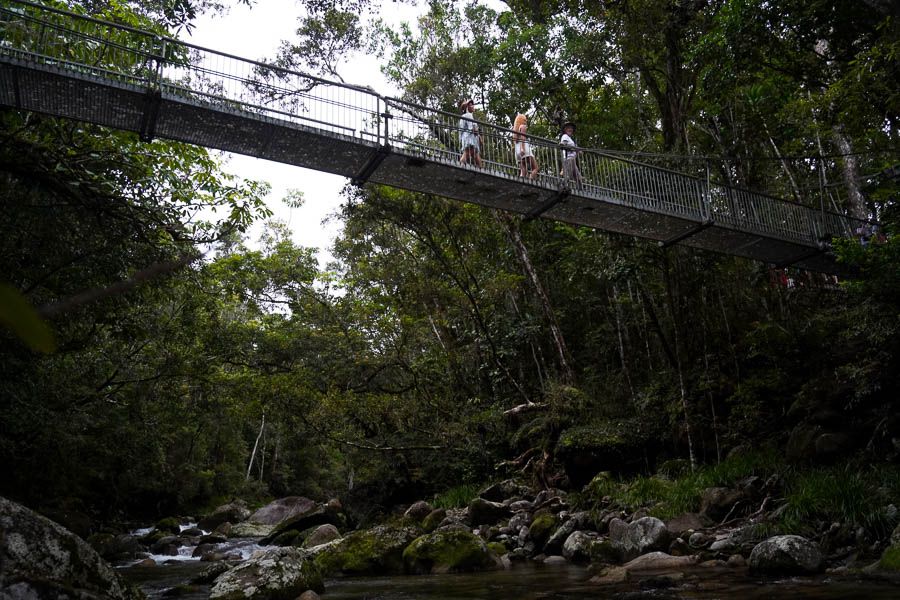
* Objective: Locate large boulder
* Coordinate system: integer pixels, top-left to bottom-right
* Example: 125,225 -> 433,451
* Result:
556,420 -> 655,486
622,551 -> 697,571
749,535 -> 824,575
562,531 -> 598,563
699,487 -> 743,522
477,480 -> 529,503
199,500 -> 251,531
208,547 -> 323,600
0,496 -> 143,600
402,529 -> 500,574
248,497 -> 318,526
609,517 -> 670,561
229,522 -> 275,538
314,525 -> 420,576
87,533 -> 144,563
467,498 -> 510,527
404,501 -> 434,522
259,501 -> 345,546
302,524 -> 341,548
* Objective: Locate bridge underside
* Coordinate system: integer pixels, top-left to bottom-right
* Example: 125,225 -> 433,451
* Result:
0,59 -> 844,275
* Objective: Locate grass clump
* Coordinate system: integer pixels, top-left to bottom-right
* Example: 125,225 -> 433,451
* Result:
433,484 -> 480,509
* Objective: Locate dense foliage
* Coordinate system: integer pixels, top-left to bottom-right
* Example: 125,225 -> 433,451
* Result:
0,0 -> 897,531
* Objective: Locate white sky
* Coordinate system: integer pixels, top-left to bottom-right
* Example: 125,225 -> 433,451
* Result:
184,0 -> 425,265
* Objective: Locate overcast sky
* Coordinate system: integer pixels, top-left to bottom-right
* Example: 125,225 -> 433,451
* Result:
183,0 -> 424,265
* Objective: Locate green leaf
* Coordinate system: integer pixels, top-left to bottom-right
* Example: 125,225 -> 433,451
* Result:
0,284 -> 56,353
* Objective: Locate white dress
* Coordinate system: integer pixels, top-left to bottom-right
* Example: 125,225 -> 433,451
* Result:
514,125 -> 534,162
459,112 -> 479,151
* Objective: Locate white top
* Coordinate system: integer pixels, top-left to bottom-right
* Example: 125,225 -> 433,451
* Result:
459,112 -> 479,150
560,132 -> 577,159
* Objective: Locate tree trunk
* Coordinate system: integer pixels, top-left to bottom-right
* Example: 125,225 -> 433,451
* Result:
246,412 -> 265,481
497,212 -> 575,386
832,125 -> 868,219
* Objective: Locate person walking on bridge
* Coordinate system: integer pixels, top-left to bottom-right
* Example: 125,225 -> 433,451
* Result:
513,113 -> 539,179
559,121 -> 582,186
458,98 -> 483,168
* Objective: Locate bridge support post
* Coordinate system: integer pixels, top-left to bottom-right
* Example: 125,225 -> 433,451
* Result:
525,188 -> 571,221
352,144 -> 392,186
659,219 -> 714,248
139,37 -> 165,142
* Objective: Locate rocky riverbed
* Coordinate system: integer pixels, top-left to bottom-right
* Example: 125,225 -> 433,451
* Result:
2,478 -> 899,599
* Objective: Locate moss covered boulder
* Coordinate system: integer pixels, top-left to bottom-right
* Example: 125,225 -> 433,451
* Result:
556,419 -> 655,486
314,525 -> 420,576
0,496 -> 144,600
402,529 -> 501,574
875,545 -> 900,572
527,511 -> 558,551
209,547 -> 322,600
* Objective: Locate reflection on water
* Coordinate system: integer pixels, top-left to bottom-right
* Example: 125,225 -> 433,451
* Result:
122,560 -> 900,600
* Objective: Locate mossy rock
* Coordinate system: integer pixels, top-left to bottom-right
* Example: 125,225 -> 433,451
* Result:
590,538 -> 621,564
556,419 -> 655,486
877,546 -> 900,572
154,517 -> 181,534
314,525 -> 420,576
422,508 -> 446,533
528,511 -> 558,549
487,541 -> 508,556
402,529 -> 500,574
270,529 -> 301,547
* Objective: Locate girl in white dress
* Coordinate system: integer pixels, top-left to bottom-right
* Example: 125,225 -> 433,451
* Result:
513,113 -> 538,179
458,99 -> 483,168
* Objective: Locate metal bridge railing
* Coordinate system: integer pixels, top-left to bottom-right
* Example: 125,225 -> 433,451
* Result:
0,0 -> 873,249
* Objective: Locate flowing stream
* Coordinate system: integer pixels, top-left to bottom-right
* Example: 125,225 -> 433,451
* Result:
120,557 -> 900,599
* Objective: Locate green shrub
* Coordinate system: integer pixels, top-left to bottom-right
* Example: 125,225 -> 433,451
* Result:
433,484 -> 479,509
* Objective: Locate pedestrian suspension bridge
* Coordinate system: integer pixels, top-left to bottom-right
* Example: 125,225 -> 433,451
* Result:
0,0 -> 874,275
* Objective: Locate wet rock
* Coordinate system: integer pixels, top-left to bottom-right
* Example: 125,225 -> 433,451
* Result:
190,562 -> 232,584
543,555 -> 567,565
688,532 -> 711,549
297,591 -> 321,600
544,517 -> 578,556
727,553 -> 746,567
87,532 -> 144,562
562,530 -> 598,563
0,495 -> 143,600
151,535 -> 181,555
404,501 -> 433,522
249,497 -> 317,527
527,511 -> 558,550
622,551 -> 697,571
468,498 -> 511,527
422,508 -> 446,533
665,512 -> 706,536
668,537 -> 690,556
199,500 -> 251,531
209,546 -> 323,599
478,479 -> 529,503
609,517 -> 670,561
229,522 -> 274,538
260,501 -> 346,546
590,565 -> 629,584
403,528 -> 501,574
749,535 -> 824,575
314,525 -> 420,576
699,487 -> 743,522
303,524 -> 341,548
201,534 -> 228,544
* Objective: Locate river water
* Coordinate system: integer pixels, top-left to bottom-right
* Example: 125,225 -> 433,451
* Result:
120,558 -> 900,599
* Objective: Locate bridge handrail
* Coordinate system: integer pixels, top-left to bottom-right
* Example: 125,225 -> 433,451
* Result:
0,0 -> 875,248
